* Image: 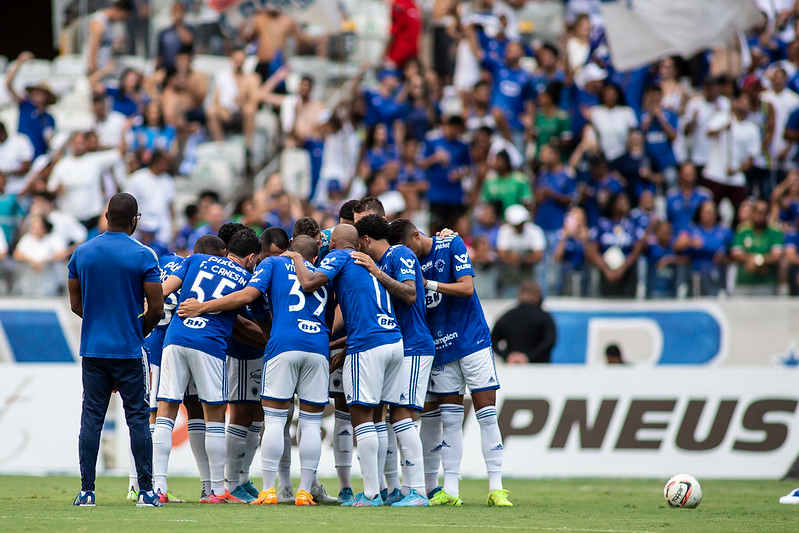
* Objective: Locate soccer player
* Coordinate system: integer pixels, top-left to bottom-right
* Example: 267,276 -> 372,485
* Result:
286,224 -> 403,507
67,192 -> 163,508
317,199 -> 359,265
127,249 -> 187,503
153,229 -> 262,503
389,218 -> 513,507
216,223 -> 269,503
352,196 -> 387,222
352,215 -> 434,506
179,234 -> 332,506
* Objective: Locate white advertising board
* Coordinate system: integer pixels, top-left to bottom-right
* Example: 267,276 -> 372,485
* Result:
2,365 -> 797,479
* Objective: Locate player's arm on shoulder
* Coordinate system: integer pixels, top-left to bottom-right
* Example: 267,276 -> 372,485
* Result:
283,250 -> 329,291
352,251 -> 417,304
67,278 -> 82,318
232,315 -> 267,349
179,286 -> 263,317
143,281 -> 164,337
430,273 -> 474,298
162,274 -> 183,297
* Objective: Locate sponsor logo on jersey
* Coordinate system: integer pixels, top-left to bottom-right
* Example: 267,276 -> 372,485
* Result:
400,257 -> 416,269
421,261 -> 432,272
435,240 -> 451,250
297,319 -> 322,334
425,290 -> 442,308
434,331 -> 459,348
183,317 -> 208,329
376,314 -> 397,329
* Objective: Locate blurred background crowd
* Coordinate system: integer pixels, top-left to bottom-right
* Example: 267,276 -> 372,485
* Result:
0,0 -> 797,299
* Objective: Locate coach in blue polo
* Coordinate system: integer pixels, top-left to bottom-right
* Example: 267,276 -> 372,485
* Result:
67,193 -> 164,507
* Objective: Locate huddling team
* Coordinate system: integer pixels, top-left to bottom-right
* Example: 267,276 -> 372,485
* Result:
133,196 -> 512,508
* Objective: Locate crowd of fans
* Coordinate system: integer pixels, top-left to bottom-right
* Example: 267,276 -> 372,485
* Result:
3,0 -> 799,299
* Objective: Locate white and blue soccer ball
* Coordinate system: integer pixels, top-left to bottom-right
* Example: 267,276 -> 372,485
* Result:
663,474 -> 702,508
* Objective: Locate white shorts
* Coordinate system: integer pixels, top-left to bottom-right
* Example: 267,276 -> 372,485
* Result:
398,355 -> 434,411
228,356 -> 262,403
158,344 -> 227,404
428,347 -> 499,396
344,340 -> 404,406
263,351 -> 329,406
149,364 -> 160,411
329,348 -> 345,395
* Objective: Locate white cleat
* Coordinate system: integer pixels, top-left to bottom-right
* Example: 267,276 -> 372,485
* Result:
277,486 -> 295,504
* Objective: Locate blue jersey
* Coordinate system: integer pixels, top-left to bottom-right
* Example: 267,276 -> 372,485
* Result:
642,109 -> 678,171
666,188 -> 712,233
686,223 -> 733,273
420,236 -> 491,366
248,256 -> 331,361
226,299 -> 270,361
164,254 -> 253,360
145,252 -> 185,366
481,55 -> 535,131
379,245 -> 435,357
422,134 -> 471,205
316,248 -> 401,354
363,88 -> 403,129
535,168 -> 576,231
67,232 -> 161,359
590,217 -> 645,255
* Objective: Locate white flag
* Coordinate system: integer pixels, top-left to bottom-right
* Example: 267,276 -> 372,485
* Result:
599,0 -> 765,71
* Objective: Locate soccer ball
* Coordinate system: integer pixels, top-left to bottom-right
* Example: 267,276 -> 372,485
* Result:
663,474 -> 702,508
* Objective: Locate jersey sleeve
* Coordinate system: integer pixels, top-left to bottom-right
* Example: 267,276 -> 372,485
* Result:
171,254 -> 192,280
316,250 -> 346,281
393,247 -> 418,283
450,237 -> 475,278
142,247 -> 161,283
247,257 -> 274,295
67,249 -> 79,279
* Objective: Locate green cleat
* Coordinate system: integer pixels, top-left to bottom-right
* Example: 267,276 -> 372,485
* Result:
487,489 -> 513,507
429,489 -> 463,506
127,487 -> 138,503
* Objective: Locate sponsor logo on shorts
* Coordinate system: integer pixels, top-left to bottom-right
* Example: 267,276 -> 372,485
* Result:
376,314 -> 397,329
298,319 -> 321,334
183,317 -> 208,329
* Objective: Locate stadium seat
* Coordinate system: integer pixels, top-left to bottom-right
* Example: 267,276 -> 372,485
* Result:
192,55 -> 233,77
116,55 -> 150,75
0,105 -> 19,132
189,158 -> 238,200
50,108 -> 94,134
51,54 -> 86,78
194,141 -> 247,177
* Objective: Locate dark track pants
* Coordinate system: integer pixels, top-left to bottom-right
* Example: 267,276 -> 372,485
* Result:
79,355 -> 152,492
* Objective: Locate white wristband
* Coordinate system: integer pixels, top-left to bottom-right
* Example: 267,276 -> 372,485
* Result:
426,280 -> 439,293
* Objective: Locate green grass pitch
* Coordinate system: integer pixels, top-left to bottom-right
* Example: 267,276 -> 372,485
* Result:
1,476 -> 796,532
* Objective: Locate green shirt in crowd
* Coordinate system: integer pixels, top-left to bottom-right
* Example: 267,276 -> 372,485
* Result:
481,171 -> 532,215
732,224 -> 783,285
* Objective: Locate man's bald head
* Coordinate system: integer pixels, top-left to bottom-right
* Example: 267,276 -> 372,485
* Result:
291,234 -> 319,263
331,224 -> 359,251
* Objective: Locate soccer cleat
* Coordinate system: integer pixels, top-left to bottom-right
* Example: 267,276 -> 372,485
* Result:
429,489 -> 462,506
216,490 -> 245,503
127,487 -> 138,503
72,490 -> 95,507
310,484 -> 338,504
351,492 -> 384,507
295,489 -> 316,506
199,491 -> 210,504
779,488 -> 799,504
337,487 -> 355,505
242,480 -> 260,499
487,489 -> 513,507
277,486 -> 295,504
383,488 -> 403,506
250,488 -> 278,505
380,488 -> 388,501
205,492 -> 226,504
392,489 -> 429,507
231,485 -> 256,503
156,490 -> 184,504
136,490 -> 163,507
427,486 -> 442,499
